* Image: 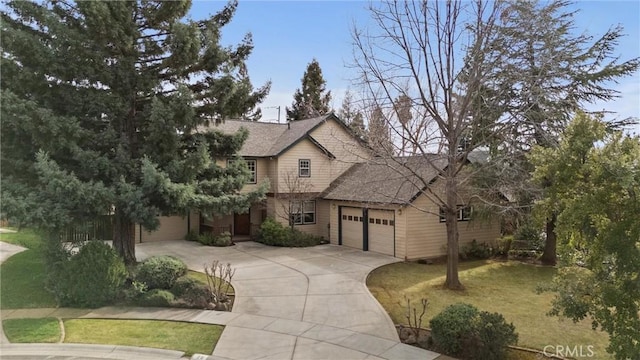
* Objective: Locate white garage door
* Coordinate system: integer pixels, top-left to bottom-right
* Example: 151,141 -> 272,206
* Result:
341,207 -> 363,249
141,216 -> 188,242
368,209 -> 395,256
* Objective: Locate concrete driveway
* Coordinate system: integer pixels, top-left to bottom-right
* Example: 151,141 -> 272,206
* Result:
138,241 -> 441,360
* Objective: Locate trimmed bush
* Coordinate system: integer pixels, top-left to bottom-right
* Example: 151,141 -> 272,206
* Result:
474,311 -> 518,360
256,218 -> 290,245
171,276 -> 199,297
256,218 -> 322,247
430,303 -> 479,356
53,241 -> 127,308
137,289 -> 175,307
213,232 -> 232,247
180,284 -> 213,309
136,255 -> 187,290
429,303 -> 518,360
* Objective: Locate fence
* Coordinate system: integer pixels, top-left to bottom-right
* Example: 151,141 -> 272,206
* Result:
60,215 -> 114,242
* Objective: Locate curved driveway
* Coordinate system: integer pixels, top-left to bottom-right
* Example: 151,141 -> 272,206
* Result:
138,240 -> 441,360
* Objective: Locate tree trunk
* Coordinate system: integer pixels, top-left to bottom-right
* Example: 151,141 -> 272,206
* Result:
444,168 -> 463,290
112,209 -> 136,265
540,214 -> 557,266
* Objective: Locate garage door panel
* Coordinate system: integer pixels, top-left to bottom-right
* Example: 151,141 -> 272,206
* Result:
341,208 -> 363,249
368,210 -> 395,256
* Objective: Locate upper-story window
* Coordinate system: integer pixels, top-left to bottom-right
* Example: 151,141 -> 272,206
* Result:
228,158 -> 257,184
299,159 -> 310,177
439,206 -> 472,222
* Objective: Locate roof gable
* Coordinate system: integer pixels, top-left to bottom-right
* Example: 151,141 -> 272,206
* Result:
200,113 -> 346,158
322,155 -> 448,204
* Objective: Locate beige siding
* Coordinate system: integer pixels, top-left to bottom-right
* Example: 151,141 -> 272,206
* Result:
277,139 -> 332,192
267,197 -> 327,238
315,199 -> 330,240
309,119 -> 372,181
395,207 -> 408,260
139,215 -> 189,242
215,158 -> 273,193
404,192 -> 501,260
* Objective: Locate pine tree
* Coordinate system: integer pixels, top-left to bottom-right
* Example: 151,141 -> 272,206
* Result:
1,0 -> 270,264
367,106 -> 394,155
478,0 -> 639,265
338,89 -> 365,138
286,59 -> 331,121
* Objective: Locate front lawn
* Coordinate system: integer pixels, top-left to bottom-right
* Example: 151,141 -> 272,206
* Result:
1,230 -> 56,308
3,318 -> 223,356
367,260 -> 611,359
63,319 -> 223,356
2,318 -> 60,343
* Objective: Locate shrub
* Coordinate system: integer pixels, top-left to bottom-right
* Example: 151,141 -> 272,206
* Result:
514,220 -> 543,250
171,276 -> 199,297
430,303 -> 479,356
121,280 -> 148,302
213,232 -> 232,247
473,311 -> 518,360
185,231 -> 199,242
461,240 -> 493,260
256,218 -> 322,247
136,289 -> 175,307
495,236 -> 513,257
256,218 -> 290,245
430,303 -> 518,360
197,232 -> 233,247
136,255 -> 187,290
180,284 -> 213,309
53,241 -> 127,308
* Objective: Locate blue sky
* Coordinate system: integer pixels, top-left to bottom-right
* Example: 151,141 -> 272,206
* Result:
189,1 -> 640,132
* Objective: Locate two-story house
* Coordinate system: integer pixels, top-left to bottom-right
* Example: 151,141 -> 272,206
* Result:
136,113 -> 500,261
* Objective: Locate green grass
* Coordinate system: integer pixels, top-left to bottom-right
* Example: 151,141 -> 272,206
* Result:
63,319 -> 223,356
368,260 -> 611,359
2,318 -> 60,343
1,247 -> 57,309
0,228 -> 44,250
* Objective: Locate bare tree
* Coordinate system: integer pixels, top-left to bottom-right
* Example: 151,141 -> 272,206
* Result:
276,169 -> 316,229
352,0 -> 507,289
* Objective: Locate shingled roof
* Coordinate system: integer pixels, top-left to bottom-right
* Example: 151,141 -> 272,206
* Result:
322,155 -> 448,204
200,114 -> 336,157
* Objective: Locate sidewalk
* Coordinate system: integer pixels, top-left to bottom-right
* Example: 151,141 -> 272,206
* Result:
2,307 -> 440,359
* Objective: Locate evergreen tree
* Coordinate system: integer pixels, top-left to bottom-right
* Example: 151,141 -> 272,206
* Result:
286,58 -> 331,121
338,89 -> 365,138
1,0 -> 270,264
477,0 -> 639,265
367,106 -> 394,155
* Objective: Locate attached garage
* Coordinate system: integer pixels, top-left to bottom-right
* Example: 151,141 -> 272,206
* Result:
338,207 -> 395,256
367,209 -> 395,256
137,215 -> 190,242
340,207 -> 364,249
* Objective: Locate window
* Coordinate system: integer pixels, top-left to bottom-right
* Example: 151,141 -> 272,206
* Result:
440,206 -> 472,222
228,158 -> 257,184
290,200 -> 316,225
299,159 -> 310,177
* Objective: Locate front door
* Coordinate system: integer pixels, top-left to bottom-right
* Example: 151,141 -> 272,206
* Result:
234,212 -> 251,236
